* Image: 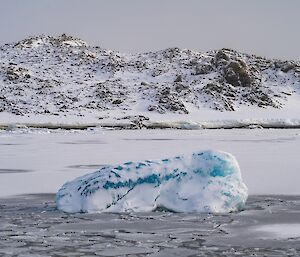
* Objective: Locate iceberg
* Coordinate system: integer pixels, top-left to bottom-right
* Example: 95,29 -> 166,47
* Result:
56,150 -> 248,213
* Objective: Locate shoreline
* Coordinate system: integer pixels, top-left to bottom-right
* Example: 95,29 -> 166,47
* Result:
1,119 -> 300,130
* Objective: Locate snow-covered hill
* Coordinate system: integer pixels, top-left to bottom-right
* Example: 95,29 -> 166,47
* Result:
0,34 -> 299,128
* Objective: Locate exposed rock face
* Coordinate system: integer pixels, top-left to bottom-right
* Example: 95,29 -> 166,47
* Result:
0,35 -> 299,117
195,63 -> 213,75
224,60 -> 252,87
214,49 -> 230,67
201,83 -> 236,111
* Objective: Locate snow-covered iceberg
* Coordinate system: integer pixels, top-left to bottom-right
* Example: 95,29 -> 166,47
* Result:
56,150 -> 248,213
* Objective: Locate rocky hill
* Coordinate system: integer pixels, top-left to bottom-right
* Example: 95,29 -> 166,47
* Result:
0,34 -> 299,122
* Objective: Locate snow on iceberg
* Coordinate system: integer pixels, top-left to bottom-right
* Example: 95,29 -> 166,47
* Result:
56,150 -> 248,213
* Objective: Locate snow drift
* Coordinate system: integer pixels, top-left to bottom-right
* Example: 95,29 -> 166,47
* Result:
56,150 -> 248,213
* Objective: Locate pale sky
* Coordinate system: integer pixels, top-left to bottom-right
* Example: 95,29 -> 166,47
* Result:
1,0 -> 300,60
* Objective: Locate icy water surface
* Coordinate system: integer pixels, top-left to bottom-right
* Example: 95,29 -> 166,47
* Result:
0,129 -> 300,196
1,128 -> 300,256
0,194 -> 299,256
